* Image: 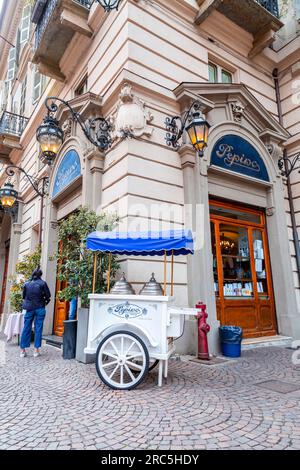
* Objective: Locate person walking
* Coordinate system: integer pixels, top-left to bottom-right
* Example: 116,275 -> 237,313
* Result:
20,268 -> 51,358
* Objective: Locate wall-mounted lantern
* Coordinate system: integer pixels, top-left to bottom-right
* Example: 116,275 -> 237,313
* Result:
165,100 -> 211,157
37,97 -> 113,165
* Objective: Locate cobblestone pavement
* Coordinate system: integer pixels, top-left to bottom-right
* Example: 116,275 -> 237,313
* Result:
0,334 -> 300,450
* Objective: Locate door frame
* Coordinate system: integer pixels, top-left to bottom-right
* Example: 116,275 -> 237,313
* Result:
210,198 -> 278,338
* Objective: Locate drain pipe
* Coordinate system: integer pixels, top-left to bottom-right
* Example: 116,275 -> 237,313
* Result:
273,68 -> 300,284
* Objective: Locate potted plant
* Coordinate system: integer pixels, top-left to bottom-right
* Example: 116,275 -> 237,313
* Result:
53,207 -> 119,362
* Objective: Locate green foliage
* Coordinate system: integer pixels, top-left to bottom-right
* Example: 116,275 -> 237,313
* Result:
54,207 -> 119,308
9,246 -> 41,313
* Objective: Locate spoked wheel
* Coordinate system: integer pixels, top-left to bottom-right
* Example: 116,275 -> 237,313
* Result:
96,331 -> 149,390
129,358 -> 159,372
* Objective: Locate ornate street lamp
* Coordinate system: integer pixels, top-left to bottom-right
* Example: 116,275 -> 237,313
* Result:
0,181 -> 18,209
37,97 -> 113,165
95,0 -> 122,12
165,100 -> 211,157
0,165 -> 49,244
278,153 -> 300,178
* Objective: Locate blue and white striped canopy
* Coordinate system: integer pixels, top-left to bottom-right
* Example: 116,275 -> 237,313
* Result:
86,230 -> 194,257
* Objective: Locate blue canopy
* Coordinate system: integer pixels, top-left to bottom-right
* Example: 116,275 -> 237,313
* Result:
86,230 -> 194,256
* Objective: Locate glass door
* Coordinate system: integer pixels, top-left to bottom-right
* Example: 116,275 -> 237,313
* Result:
210,199 -> 277,337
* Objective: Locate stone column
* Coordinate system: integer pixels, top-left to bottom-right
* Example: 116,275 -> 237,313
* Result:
3,201 -> 24,316
179,145 -> 220,356
41,196 -> 59,335
81,148 -> 105,212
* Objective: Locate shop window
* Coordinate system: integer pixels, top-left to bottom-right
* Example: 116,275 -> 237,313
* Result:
210,203 -> 262,224
75,75 -> 88,97
208,62 -> 233,84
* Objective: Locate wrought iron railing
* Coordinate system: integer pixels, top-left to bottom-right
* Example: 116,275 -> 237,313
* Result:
0,112 -> 29,137
74,0 -> 93,8
257,0 -> 280,18
34,0 -> 93,51
34,0 -> 58,51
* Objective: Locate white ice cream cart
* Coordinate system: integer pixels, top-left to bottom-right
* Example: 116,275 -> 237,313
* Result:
84,230 -> 197,390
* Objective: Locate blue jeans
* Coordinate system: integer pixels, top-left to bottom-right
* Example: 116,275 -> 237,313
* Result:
20,308 -> 46,349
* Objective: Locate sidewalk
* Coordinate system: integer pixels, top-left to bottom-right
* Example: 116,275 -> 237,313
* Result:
0,333 -> 300,450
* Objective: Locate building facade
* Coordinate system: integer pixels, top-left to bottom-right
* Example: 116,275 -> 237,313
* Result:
0,0 -> 300,355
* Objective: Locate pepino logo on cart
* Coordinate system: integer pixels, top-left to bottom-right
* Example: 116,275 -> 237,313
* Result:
107,301 -> 148,320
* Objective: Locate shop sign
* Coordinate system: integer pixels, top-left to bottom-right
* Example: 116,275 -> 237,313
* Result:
108,301 -> 148,319
52,150 -> 81,197
211,135 -> 269,182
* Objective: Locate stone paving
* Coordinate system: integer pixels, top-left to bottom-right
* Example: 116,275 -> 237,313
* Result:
0,334 -> 300,450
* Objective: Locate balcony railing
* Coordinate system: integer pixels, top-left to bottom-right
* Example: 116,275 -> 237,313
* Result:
0,112 -> 29,137
257,0 -> 279,18
34,0 -> 93,51
74,0 -> 93,8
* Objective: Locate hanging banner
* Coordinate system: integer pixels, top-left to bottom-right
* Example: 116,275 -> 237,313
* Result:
211,135 -> 270,182
52,150 -> 81,198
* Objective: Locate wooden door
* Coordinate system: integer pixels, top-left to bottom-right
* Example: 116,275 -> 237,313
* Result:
210,199 -> 277,339
53,242 -> 69,336
0,242 -> 10,315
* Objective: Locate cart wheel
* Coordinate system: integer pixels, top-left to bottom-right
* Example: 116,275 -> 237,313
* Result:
149,359 -> 159,371
129,357 -> 159,372
96,331 -> 149,390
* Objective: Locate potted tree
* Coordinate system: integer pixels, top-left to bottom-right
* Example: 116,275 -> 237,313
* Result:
53,207 -> 119,362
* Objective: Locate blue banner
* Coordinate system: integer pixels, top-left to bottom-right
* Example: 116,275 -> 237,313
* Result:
211,135 -> 269,182
52,150 -> 81,198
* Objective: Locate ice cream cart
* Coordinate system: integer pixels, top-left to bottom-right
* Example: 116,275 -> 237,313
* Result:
84,230 -> 197,390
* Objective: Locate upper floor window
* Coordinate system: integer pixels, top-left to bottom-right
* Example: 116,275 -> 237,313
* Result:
33,66 -> 48,104
75,75 -> 88,97
20,75 -> 27,116
7,47 -> 18,82
209,62 -> 233,84
20,4 -> 32,45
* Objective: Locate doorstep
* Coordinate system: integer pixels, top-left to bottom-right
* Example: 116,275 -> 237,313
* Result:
42,335 -> 63,350
242,335 -> 293,350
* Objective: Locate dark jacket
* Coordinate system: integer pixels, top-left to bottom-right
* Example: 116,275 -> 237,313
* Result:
22,278 -> 51,311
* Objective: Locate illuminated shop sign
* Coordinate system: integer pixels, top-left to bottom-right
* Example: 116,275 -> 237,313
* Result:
211,135 -> 270,182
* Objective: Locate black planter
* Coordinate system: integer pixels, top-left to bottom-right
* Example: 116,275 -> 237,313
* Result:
63,320 -> 78,359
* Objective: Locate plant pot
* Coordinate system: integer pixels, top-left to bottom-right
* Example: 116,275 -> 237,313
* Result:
76,307 -> 96,364
63,320 -> 78,359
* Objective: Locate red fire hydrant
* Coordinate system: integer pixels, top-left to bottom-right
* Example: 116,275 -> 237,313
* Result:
196,302 -> 210,360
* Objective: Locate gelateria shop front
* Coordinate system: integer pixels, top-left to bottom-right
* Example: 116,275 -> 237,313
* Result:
200,129 -> 299,344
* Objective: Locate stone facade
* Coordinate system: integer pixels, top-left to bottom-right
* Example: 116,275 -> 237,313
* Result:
0,0 -> 300,354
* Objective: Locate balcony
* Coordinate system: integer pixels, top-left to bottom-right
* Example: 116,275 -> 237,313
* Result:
31,0 -> 93,81
195,0 -> 283,57
0,112 -> 28,161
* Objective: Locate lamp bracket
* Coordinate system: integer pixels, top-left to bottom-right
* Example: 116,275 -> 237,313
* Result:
165,100 -> 203,150
45,97 -> 112,152
278,153 -> 300,178
5,165 -> 49,198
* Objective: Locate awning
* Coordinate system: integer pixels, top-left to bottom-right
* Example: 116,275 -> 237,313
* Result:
86,230 -> 194,256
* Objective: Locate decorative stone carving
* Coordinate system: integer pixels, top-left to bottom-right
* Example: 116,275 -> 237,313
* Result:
110,83 -> 154,140
231,101 -> 245,123
61,118 -> 73,138
266,143 -> 283,161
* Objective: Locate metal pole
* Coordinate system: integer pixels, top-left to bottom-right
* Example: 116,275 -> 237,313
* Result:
107,253 -> 112,293
38,183 -> 44,246
171,250 -> 174,296
93,253 -> 97,294
164,251 -> 167,295
273,69 -> 300,285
